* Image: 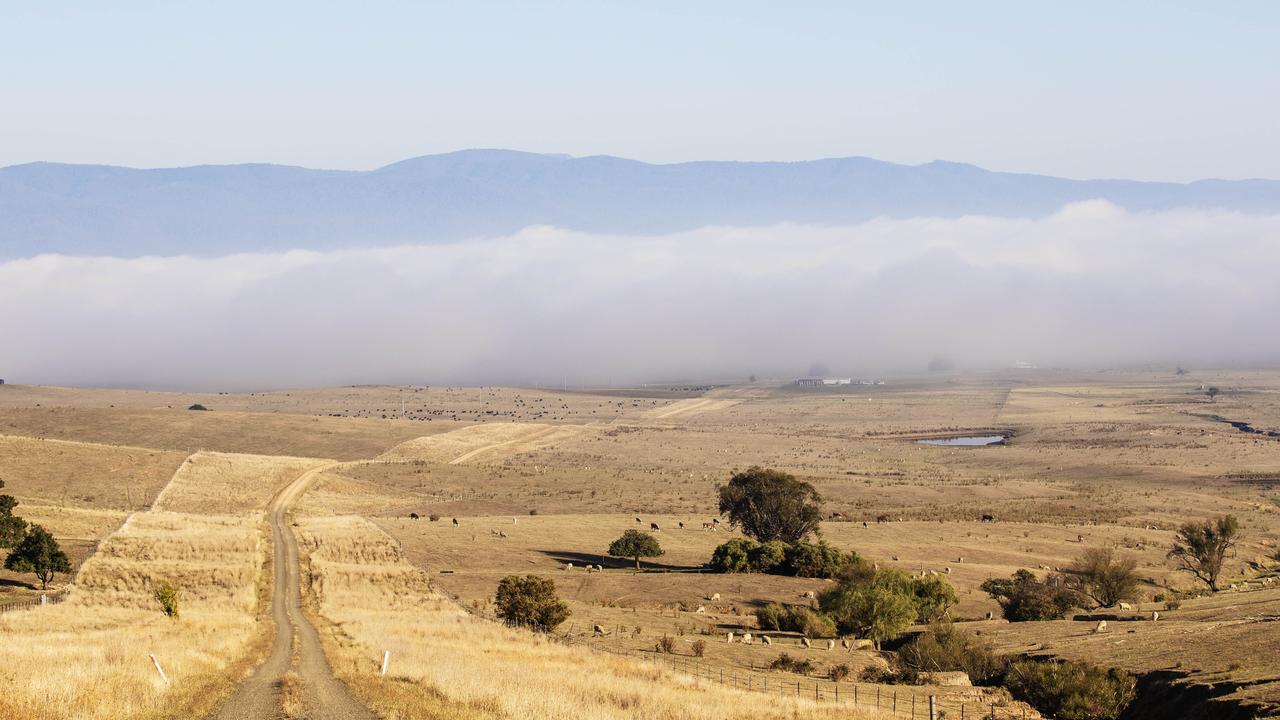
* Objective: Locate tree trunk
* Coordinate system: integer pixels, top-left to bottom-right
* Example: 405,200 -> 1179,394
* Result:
634,556 -> 641,570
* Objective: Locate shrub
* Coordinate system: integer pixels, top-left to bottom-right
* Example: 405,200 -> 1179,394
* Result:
898,623 -> 1008,684
655,635 -> 676,654
819,582 -> 916,649
709,538 -> 758,573
1004,659 -> 1136,720
528,509 -> 538,516
691,639 -> 706,657
783,541 -> 850,578
428,513 -> 440,522
755,603 -> 837,637
828,663 -> 852,682
860,664 -> 898,683
1163,598 -> 1182,611
717,467 -> 823,543
153,581 -> 181,620
981,569 -> 1081,622
1068,547 -> 1141,608
770,653 -> 816,674
905,572 -> 959,623
749,540 -> 788,572
608,529 -> 664,570
494,575 -> 570,632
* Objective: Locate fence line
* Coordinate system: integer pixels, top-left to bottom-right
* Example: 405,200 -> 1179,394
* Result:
0,593 -> 68,615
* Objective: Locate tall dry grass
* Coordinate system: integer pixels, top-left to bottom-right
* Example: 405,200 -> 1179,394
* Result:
153,451 -> 330,514
298,515 -> 886,720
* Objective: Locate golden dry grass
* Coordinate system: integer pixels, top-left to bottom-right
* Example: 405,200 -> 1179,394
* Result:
298,515 -> 890,720
153,451 -> 331,514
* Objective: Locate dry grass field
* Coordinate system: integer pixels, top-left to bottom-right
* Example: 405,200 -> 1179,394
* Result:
0,369 -> 1277,718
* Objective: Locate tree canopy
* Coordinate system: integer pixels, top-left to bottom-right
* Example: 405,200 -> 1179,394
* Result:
494,575 -> 570,632
608,529 -> 664,570
716,466 -> 823,544
0,479 -> 29,548
4,524 -> 70,590
981,569 -> 1081,621
1168,515 -> 1240,591
1068,547 -> 1141,608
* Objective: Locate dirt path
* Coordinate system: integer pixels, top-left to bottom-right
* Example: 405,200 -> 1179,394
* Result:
211,463 -> 375,720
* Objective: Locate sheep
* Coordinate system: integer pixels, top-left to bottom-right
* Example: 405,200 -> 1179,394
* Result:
1151,611 -> 1160,622
451,518 -> 459,527
409,512 -> 420,520
650,522 -> 661,532
695,606 -> 706,614
1094,620 -> 1108,634
593,624 -> 607,636
761,635 -> 772,645
709,593 -> 721,601
635,517 -> 642,524
741,633 -> 752,645
981,514 -> 995,523
986,611 -> 994,620
1118,602 -> 1133,611
564,562 -> 574,571
827,639 -> 836,651
727,632 -> 734,643
801,590 -> 815,599
678,521 -> 685,529
801,637 -> 812,648
702,522 -> 716,530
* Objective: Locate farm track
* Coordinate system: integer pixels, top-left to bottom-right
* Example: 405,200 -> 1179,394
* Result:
211,462 -> 375,720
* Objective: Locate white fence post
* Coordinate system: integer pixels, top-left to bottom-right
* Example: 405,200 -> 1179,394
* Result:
40,594 -> 47,606
380,650 -> 390,676
149,654 -> 170,685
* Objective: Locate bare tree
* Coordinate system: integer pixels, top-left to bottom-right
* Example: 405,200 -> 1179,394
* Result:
1168,515 -> 1240,591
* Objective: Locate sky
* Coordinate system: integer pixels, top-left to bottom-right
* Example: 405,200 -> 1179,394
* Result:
3,1 -> 1278,181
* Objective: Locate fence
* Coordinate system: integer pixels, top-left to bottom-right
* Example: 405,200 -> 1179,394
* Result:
0,593 -> 68,615
550,629 -> 1036,720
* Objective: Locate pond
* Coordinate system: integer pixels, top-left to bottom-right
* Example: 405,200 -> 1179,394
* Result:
916,435 -> 1007,446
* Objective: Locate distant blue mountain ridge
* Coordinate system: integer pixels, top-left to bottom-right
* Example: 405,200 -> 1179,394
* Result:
2,149 -> 1278,258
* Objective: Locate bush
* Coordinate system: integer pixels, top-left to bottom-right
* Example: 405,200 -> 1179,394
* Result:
691,639 -> 706,657
494,575 -> 570,632
608,529 -> 664,570
981,569 -> 1081,621
428,513 -> 440,522
819,582 -> 916,648
749,540 -> 788,572
1069,547 -> 1141,608
769,653 -> 816,674
655,635 -> 676,654
1004,660 -> 1136,720
153,581 -> 181,620
905,572 -> 960,623
717,467 -> 823,543
828,663 -> 852,682
898,623 -> 1008,684
0,480 -> 28,549
708,538 -> 758,573
1163,598 -> 1182,611
755,603 -> 837,637
4,524 -> 70,590
783,541 -> 851,578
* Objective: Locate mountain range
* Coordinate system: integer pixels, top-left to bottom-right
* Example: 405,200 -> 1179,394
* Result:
3,149 -> 1279,258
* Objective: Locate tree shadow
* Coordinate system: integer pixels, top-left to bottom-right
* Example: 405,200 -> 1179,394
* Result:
0,577 -> 37,591
536,549 -> 704,572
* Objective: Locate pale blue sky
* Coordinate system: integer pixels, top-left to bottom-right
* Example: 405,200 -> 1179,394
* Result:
3,1 -> 1277,181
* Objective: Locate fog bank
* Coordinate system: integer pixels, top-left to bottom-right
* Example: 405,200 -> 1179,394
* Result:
2,201 -> 1277,389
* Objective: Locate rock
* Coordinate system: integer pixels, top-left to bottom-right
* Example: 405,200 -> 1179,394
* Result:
922,671 -> 972,686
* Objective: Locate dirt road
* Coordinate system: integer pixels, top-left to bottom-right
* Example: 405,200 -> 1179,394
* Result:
211,463 -> 374,720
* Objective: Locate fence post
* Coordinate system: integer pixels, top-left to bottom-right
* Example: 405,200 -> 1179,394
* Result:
894,690 -> 898,712
992,702 -> 997,719
912,693 -> 916,718
40,594 -> 47,606
149,654 -> 170,685
929,695 -> 937,720
381,650 -> 390,676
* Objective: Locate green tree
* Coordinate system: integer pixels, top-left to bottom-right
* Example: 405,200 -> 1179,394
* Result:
819,583 -> 916,649
4,524 -> 71,590
608,529 -> 664,570
1005,659 -> 1136,720
981,569 -> 1081,622
0,479 -> 29,548
908,573 -> 960,623
782,541 -> 853,579
899,622 -> 1008,684
708,538 -> 757,573
1068,547 -> 1141,608
494,575 -> 570,632
717,467 -> 823,544
1168,515 -> 1240,591
748,539 -> 787,572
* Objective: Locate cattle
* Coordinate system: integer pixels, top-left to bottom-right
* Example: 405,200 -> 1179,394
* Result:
891,555 -> 899,561
650,522 -> 661,532
944,567 -> 952,574
409,512 -> 420,520
981,514 -> 995,523
635,517 -> 642,524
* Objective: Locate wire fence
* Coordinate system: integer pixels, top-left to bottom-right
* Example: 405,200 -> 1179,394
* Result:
0,592 -> 68,615
548,628 -> 1036,720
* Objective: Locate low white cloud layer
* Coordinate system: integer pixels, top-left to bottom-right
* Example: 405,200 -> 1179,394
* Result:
2,201 -> 1278,389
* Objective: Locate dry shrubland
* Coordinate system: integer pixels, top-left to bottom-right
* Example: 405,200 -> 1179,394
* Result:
298,514 -> 881,720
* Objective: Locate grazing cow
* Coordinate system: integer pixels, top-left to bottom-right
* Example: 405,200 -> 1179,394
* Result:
635,517 -> 642,524
712,518 -> 720,526
650,522 -> 660,532
944,567 -> 952,574
801,637 -> 812,649
452,518 -> 459,527
956,557 -> 963,563
762,635 -> 772,645
678,522 -> 685,529
981,514 -> 995,523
